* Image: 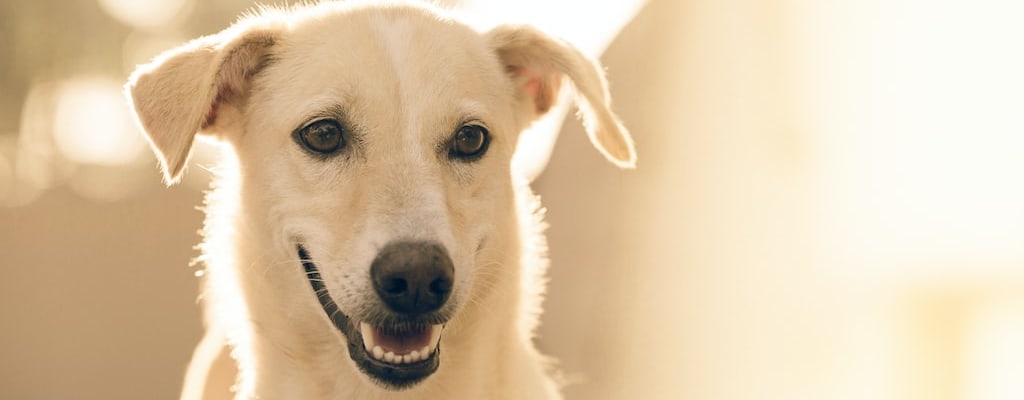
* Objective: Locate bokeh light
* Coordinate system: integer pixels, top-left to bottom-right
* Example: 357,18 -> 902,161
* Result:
52,77 -> 148,167
96,0 -> 194,30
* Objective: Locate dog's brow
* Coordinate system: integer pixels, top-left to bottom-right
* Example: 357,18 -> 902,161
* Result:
294,101 -> 349,128
448,100 -> 489,133
458,101 -> 488,121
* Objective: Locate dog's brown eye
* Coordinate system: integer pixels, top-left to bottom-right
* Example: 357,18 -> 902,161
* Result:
297,119 -> 345,155
450,124 -> 489,161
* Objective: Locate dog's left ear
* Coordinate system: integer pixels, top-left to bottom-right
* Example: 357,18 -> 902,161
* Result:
126,23 -> 281,184
487,25 -> 636,169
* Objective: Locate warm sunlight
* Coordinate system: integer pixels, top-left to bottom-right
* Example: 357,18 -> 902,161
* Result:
801,0 -> 1024,278
2,1 -> 1023,399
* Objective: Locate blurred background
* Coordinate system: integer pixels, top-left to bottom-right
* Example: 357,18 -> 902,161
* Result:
2,0 -> 1024,399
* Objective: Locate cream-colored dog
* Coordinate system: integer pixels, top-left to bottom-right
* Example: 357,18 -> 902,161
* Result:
126,1 -> 634,399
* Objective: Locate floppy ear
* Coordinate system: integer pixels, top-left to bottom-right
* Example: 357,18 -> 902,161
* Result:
487,25 -> 636,169
125,23 -> 280,184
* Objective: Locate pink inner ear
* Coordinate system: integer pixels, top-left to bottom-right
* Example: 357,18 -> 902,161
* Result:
509,66 -> 560,114
202,80 -> 239,128
203,95 -> 220,127
202,41 -> 268,128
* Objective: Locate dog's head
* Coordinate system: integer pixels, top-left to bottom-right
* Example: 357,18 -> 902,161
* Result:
126,1 -> 633,390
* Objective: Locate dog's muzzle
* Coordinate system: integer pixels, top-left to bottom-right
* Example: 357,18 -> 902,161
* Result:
297,241 -> 454,389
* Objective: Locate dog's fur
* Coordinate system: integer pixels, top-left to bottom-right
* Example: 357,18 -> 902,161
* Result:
126,2 -> 634,399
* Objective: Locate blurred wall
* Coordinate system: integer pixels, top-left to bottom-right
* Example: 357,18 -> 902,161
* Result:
3,1 -> 1024,400
538,1 -> 828,398
0,182 -> 204,399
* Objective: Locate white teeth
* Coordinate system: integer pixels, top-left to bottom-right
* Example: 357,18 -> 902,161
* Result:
359,323 -> 444,365
359,322 -> 375,352
428,324 -> 442,349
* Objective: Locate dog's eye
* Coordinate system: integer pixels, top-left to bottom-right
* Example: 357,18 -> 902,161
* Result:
297,119 -> 345,155
450,124 -> 489,161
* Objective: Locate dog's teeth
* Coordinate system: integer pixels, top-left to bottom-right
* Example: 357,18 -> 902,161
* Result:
363,323 -> 443,365
359,322 -> 375,352
429,324 -> 442,349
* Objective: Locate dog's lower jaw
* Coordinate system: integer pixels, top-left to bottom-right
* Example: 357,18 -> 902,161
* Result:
235,292 -> 556,400
243,332 -> 556,400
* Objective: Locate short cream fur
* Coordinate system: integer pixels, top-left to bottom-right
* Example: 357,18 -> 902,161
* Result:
126,2 -> 634,399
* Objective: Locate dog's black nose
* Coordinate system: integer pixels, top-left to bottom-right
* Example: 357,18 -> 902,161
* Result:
371,241 -> 454,315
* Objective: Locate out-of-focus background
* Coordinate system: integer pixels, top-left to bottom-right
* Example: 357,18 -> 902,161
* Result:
2,0 -> 1024,399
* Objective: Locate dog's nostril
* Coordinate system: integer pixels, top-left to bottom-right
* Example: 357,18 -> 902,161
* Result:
382,278 -> 408,295
429,277 -> 451,295
370,241 -> 455,315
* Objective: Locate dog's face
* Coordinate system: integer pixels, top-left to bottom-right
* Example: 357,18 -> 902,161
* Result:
126,1 -> 634,391
233,8 -> 518,387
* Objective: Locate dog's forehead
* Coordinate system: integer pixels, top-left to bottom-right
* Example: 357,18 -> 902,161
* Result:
260,6 -> 508,136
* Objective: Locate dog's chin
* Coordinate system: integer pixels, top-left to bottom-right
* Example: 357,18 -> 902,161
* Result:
297,244 -> 446,389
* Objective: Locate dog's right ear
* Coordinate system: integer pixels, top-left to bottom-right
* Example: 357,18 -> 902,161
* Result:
487,25 -> 636,169
125,23 -> 281,184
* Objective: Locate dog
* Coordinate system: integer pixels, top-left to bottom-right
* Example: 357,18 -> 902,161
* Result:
126,1 -> 635,399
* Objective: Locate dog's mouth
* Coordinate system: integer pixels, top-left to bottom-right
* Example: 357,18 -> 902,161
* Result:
297,244 -> 445,389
